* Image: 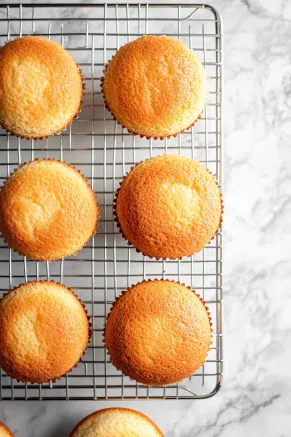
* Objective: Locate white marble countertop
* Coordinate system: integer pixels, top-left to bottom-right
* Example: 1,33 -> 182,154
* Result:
0,0 -> 290,435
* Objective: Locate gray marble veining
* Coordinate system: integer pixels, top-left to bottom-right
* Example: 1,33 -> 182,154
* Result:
0,0 -> 290,435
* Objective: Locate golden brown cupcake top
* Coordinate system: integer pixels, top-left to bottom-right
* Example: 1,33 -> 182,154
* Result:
115,154 -> 222,259
0,36 -> 83,138
105,280 -> 212,386
102,35 -> 207,138
0,423 -> 14,437
70,408 -> 163,437
0,159 -> 98,261
0,280 -> 90,383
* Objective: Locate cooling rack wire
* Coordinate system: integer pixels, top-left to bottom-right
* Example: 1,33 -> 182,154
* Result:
0,3 -> 223,400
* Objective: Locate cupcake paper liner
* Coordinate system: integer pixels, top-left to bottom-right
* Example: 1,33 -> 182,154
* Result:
100,60 -> 205,140
0,280 -> 92,384
103,278 -> 213,387
113,156 -> 223,261
0,158 -> 99,262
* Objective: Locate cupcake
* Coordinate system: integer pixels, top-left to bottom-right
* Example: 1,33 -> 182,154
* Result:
70,408 -> 163,437
0,36 -> 83,138
101,35 -> 207,139
0,159 -> 99,261
0,423 -> 14,437
105,279 -> 212,386
0,280 -> 90,383
115,154 -> 222,260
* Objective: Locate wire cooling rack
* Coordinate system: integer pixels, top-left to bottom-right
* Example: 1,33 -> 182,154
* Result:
0,3 -> 223,400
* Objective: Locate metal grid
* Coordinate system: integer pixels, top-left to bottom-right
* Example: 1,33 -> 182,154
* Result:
0,3 -> 223,400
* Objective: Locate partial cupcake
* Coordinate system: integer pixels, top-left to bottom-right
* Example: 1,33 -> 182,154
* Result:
0,280 -> 90,383
102,35 -> 207,139
105,279 -> 212,386
0,423 -> 14,437
0,159 -> 98,261
70,408 -> 163,437
0,36 -> 83,138
115,154 -> 222,260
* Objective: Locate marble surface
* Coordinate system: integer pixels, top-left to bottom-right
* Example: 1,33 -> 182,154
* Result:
0,0 -> 291,435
